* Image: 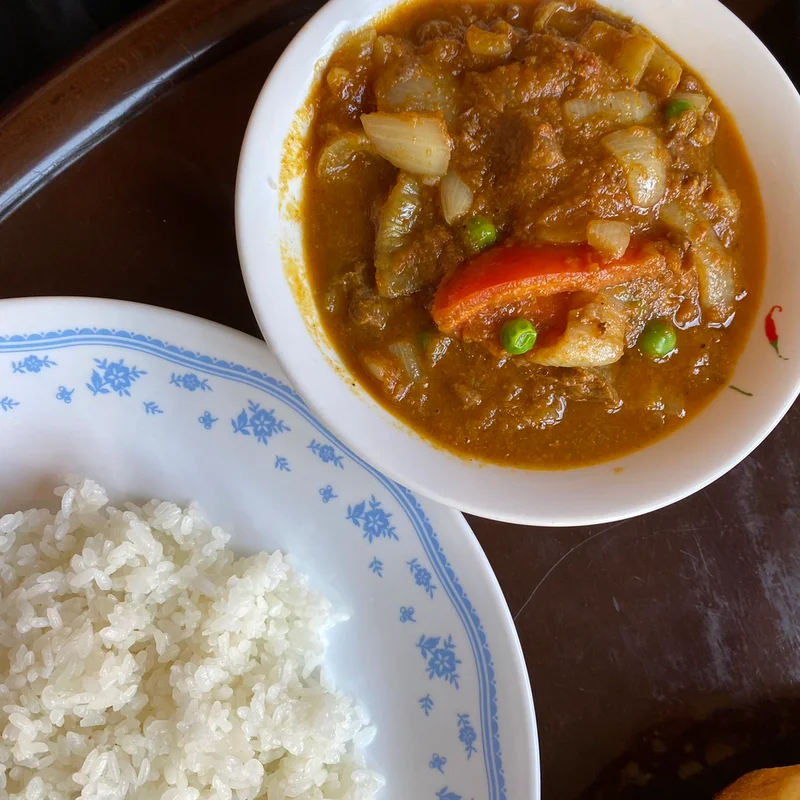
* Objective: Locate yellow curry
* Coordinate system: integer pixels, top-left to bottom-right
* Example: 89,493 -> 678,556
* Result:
300,0 -> 766,468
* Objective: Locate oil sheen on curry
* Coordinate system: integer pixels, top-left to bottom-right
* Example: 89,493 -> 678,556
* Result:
300,0 -> 766,469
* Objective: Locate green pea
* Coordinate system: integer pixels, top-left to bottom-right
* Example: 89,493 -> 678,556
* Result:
665,98 -> 694,120
501,319 -> 538,355
466,215 -> 497,251
638,319 -> 678,359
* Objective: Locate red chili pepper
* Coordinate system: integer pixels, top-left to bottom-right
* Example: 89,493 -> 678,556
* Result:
765,305 -> 789,360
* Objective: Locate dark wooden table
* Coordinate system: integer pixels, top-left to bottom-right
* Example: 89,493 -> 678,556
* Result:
1,1 -> 799,797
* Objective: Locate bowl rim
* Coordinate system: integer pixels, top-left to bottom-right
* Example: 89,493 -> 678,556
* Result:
236,0 -> 800,527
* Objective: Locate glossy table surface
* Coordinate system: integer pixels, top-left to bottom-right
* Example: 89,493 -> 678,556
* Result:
1,1 -> 799,796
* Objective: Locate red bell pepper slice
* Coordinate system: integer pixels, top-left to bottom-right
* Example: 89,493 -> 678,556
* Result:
432,243 -> 658,336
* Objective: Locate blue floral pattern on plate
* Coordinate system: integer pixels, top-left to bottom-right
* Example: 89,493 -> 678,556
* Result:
86,358 -> 146,396
56,386 -> 75,404
231,400 -> 290,445
12,354 -> 57,374
409,557 -> 438,598
347,495 -> 398,542
430,754 -> 447,773
369,557 -> 384,577
198,411 -> 218,429
418,635 -> 462,688
0,316 -> 526,800
458,714 -> 478,759
170,372 -> 212,392
308,438 -> 345,468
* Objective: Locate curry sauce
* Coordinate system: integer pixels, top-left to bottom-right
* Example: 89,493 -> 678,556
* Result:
300,0 -> 766,468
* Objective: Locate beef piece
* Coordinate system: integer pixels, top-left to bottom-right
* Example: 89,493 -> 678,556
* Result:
326,263 -> 394,330
382,225 -> 454,298
555,367 -> 620,405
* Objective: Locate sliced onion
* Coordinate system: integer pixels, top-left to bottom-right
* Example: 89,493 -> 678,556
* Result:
706,168 -> 741,245
580,20 -> 616,55
534,221 -> 587,244
564,91 -> 654,125
316,132 -> 376,179
375,173 -> 422,297
587,220 -> 631,260
602,127 -> 667,209
533,0 -> 576,32
709,170 -> 738,216
376,173 -> 421,256
378,61 -> 458,126
531,292 -> 627,368
660,201 -> 735,321
616,32 -> 656,86
466,24 -> 512,57
439,170 -> 473,225
389,341 -> 422,383
638,40 -> 682,98
672,92 -> 710,114
362,353 -> 410,401
326,67 -> 351,97
581,21 -> 655,86
361,112 -> 451,176
335,27 -> 377,67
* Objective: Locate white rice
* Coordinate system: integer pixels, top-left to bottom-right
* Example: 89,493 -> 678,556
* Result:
0,478 -> 384,800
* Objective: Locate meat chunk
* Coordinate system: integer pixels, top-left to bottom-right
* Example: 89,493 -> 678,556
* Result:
462,34 -> 623,114
382,225 -> 454,297
501,114 -> 565,171
555,366 -> 620,405
325,263 -> 394,330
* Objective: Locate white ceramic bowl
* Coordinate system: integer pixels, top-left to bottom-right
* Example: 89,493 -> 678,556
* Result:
236,0 -> 800,526
0,297 -> 538,800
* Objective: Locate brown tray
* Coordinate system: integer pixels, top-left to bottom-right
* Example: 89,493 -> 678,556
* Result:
1,1 -> 798,796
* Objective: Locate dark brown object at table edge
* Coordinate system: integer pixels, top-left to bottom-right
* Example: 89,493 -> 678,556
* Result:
0,0 -> 798,798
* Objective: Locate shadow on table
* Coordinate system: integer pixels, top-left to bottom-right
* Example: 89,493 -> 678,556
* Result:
581,697 -> 800,799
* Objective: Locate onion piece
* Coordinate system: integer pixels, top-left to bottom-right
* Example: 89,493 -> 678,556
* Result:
439,170 -> 473,225
531,292 -> 627,368
362,353 -> 411,401
533,0 -> 576,31
375,173 -> 422,297
705,169 -> 741,246
316,132 -> 376,180
580,21 -> 655,86
602,126 -> 667,209
637,35 -> 683,98
376,173 -> 421,257
615,33 -> 657,86
389,341 -> 422,383
660,201 -> 735,321
672,92 -> 710,114
361,112 -> 452,176
534,221 -> 587,244
466,24 -> 513,57
376,58 -> 458,126
587,220 -> 631,260
563,91 -> 654,125
338,27 -> 377,63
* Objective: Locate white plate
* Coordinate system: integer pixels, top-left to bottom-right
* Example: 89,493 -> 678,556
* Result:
0,297 -> 538,800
